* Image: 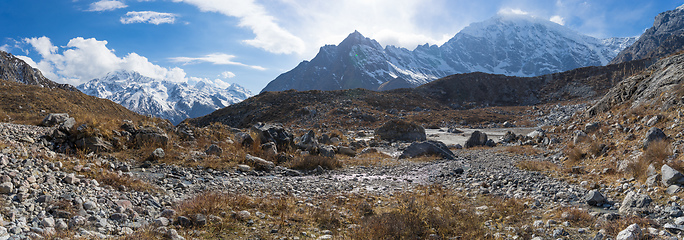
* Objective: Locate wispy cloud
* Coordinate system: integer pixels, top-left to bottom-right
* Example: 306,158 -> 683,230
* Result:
173,0 -> 305,55
120,11 -> 177,24
219,71 -> 236,79
0,44 -> 9,52
169,53 -> 266,70
87,0 -> 127,12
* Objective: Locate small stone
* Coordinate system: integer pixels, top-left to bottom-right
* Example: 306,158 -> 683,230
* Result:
0,182 -> 13,194
55,219 -> 67,230
193,214 -> 206,226
41,217 -> 55,227
205,144 -> 223,156
236,210 -> 251,221
177,216 -> 192,227
83,201 -> 97,210
160,209 -> 176,218
154,217 -> 169,226
151,148 -> 165,160
63,174 -> 79,184
585,190 -> 607,206
237,164 -> 251,172
110,213 -> 128,221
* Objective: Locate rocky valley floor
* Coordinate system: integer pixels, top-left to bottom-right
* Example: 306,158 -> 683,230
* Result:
0,114 -> 683,240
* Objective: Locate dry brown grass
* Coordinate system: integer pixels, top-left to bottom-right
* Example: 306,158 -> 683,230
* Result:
341,151 -> 395,167
565,146 -> 586,164
599,215 -> 655,238
505,146 -> 544,156
0,79 -> 150,125
556,207 -> 594,227
627,140 -> 674,182
516,160 -> 560,172
285,155 -> 342,170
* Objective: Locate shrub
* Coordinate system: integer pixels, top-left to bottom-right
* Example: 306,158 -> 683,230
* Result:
628,140 -> 673,182
565,146 -> 585,164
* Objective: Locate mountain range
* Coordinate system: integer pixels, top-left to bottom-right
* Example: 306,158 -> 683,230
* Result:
77,71 -> 252,125
262,13 -> 637,92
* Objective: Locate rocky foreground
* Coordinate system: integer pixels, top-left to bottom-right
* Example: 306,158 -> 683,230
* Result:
0,118 -> 683,240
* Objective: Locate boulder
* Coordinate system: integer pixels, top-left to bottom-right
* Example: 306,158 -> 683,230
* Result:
244,154 -> 275,171
338,147 -> 356,157
584,190 -> 607,206
58,118 -> 76,133
662,164 -> 684,186
261,142 -> 277,158
501,131 -> 518,143
526,129 -> 545,139
297,130 -> 318,151
40,113 -> 70,127
573,130 -> 589,145
465,131 -> 488,148
319,145 -> 336,158
150,148 -> 165,160
75,137 -> 112,153
205,144 -> 223,156
643,127 -> 667,149
399,141 -> 456,160
252,123 -> 294,151
375,119 -> 426,142
134,127 -> 168,148
616,223 -> 641,240
619,191 -> 652,214
235,132 -> 254,146
585,122 -> 601,133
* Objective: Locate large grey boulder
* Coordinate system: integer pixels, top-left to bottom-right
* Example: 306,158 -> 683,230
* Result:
252,123 -> 294,151
297,130 -> 318,151
616,223 -> 641,240
375,120 -> 426,142
465,131 -> 488,148
399,141 -> 456,160
643,127 -> 667,149
75,137 -> 112,153
134,127 -> 169,148
40,113 -> 70,127
662,164 -> 684,186
584,190 -> 607,206
245,154 -> 275,171
619,191 -> 652,214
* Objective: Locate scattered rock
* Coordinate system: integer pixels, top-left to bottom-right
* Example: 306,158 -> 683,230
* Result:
465,131 -> 488,148
585,190 -> 607,206
585,122 -> 601,133
205,144 -> 223,156
252,123 -> 295,151
619,191 -> 652,214
643,127 -> 667,149
662,164 -> 684,186
235,132 -> 254,146
399,141 -> 456,160
616,223 -> 641,240
245,154 -> 275,171
150,148 -> 165,160
40,113 -> 70,127
134,127 -> 169,148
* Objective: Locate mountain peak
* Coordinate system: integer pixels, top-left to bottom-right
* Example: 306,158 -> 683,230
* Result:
339,30 -> 383,50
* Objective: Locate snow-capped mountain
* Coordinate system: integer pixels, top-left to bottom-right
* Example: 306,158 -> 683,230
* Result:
262,14 -> 637,92
77,71 -> 252,124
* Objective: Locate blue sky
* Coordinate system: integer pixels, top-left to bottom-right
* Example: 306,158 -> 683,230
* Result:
1,0 -> 682,93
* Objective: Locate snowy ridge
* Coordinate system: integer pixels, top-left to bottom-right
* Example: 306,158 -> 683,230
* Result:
77,71 -> 252,124
262,14 -> 637,92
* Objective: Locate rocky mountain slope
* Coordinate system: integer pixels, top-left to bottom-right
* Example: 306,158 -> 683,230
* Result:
77,71 -> 252,125
588,52 -> 684,116
610,4 -> 684,64
0,51 -> 76,91
261,14 -> 636,92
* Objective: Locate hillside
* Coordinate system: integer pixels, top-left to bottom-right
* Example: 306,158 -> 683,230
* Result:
0,79 -> 150,125
0,51 -> 77,91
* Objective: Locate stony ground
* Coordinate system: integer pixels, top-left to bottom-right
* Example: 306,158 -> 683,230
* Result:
0,120 -> 683,239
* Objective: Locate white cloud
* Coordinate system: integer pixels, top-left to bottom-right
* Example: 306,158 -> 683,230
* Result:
21,36 -> 188,85
219,71 -> 236,79
87,0 -> 127,12
497,8 -> 530,16
0,44 -> 9,52
120,11 -> 177,25
169,53 -> 266,70
173,0 -> 305,54
550,15 -> 565,25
